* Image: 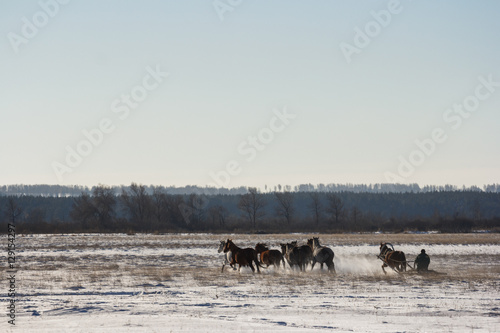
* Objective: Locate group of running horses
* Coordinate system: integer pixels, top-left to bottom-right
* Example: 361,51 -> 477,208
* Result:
218,238 -> 335,273
217,238 -> 408,274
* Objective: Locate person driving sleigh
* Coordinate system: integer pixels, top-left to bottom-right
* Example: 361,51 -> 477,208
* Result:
415,249 -> 430,271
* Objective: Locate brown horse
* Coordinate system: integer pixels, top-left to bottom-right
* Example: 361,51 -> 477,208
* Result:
255,243 -> 285,269
223,239 -> 260,273
379,242 -> 407,274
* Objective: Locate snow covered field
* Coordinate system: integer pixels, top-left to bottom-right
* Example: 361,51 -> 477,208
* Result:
2,233 -> 499,332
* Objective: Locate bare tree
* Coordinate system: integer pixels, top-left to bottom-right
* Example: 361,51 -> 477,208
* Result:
208,206 -> 218,228
70,185 -> 116,230
26,207 -> 46,225
470,199 -> 481,221
308,192 -> 322,226
152,186 -> 168,226
350,206 -> 362,225
274,191 -> 294,225
238,187 -> 266,229
121,183 -> 152,230
326,193 -> 344,225
165,194 -> 186,227
208,205 -> 228,228
70,193 -> 98,229
93,185 -> 116,229
186,193 -> 207,227
6,198 -> 22,224
217,205 -> 227,227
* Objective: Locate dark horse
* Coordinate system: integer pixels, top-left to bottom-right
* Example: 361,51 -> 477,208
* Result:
307,237 -> 335,273
255,243 -> 285,269
378,242 -> 407,274
281,242 -> 313,271
223,239 -> 260,273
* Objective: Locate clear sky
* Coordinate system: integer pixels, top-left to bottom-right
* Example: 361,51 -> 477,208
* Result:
1,0 -> 499,189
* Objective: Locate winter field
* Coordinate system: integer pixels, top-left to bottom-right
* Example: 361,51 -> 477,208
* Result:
2,233 -> 499,332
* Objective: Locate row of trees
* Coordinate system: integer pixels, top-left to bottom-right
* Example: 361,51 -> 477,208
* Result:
240,189 -> 348,228
1,183 -> 499,233
2,183 -> 500,197
69,184 -> 185,232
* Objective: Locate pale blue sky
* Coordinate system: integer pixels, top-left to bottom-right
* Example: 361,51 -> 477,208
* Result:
1,0 -> 499,189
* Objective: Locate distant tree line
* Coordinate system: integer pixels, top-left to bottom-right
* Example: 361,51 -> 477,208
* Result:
1,183 -> 500,197
1,183 -> 499,234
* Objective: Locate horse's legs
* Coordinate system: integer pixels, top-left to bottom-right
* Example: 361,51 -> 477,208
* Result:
311,259 -> 316,271
249,262 -> 255,273
327,259 -> 335,273
221,264 -> 225,273
320,263 -> 324,270
228,258 -> 235,270
382,264 -> 387,274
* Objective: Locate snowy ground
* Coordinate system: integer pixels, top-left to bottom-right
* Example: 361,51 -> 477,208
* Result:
2,233 -> 499,332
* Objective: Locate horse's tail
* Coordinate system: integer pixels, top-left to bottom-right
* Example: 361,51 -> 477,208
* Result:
279,252 -> 285,269
256,257 -> 267,269
254,258 -> 262,273
256,253 -> 265,269
253,251 -> 263,272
